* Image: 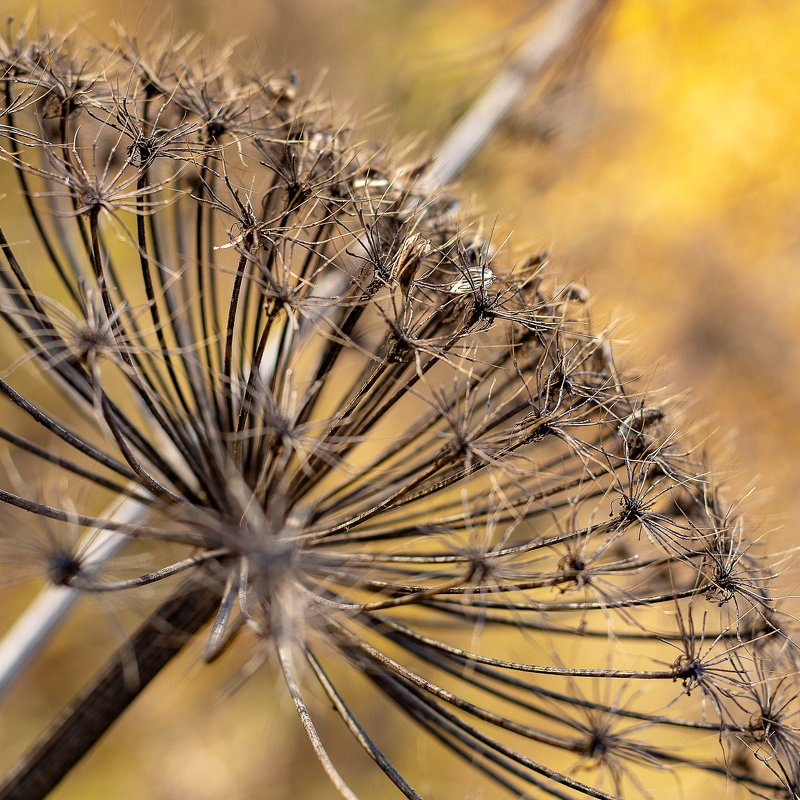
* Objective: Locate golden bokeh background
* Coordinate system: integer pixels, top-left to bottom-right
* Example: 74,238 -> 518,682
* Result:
1,1 -> 798,797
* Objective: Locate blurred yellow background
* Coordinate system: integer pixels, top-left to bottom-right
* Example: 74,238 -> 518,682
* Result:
1,1 -> 798,797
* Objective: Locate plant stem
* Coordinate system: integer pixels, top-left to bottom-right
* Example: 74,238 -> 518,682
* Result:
0,581 -> 220,800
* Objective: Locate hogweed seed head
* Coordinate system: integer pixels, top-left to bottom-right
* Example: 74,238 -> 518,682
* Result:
0,23 -> 798,800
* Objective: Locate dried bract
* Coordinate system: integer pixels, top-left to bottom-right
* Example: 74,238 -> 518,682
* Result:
0,26 -> 798,800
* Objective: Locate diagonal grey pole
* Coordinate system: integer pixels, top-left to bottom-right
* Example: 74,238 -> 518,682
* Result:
418,0 -> 609,192
0,3 -> 612,797
0,580 -> 221,800
0,500 -> 141,697
0,0 -> 611,706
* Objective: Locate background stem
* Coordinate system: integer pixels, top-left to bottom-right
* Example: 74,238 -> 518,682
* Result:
0,582 -> 220,800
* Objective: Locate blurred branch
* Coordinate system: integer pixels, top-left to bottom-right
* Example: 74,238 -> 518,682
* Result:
0,501 -> 140,699
419,0 -> 611,192
0,0 -> 614,707
0,580 -> 220,800
0,1 -> 615,794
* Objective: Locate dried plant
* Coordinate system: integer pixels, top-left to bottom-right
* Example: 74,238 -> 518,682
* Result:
0,15 -> 798,800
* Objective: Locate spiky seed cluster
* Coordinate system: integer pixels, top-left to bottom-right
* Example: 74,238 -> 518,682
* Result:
0,26 -> 798,800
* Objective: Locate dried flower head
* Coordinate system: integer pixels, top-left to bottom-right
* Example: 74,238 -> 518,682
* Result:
0,21 -> 798,800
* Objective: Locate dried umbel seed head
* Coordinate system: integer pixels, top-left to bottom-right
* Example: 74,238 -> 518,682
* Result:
0,24 -> 798,800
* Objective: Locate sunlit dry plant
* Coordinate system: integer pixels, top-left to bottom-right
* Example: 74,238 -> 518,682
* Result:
0,14 -> 798,800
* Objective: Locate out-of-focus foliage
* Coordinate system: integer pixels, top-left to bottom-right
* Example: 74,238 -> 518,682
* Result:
478,1 -> 800,556
0,1 -> 798,798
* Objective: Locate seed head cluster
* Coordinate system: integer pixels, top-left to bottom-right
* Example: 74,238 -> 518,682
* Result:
0,26 -> 798,800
